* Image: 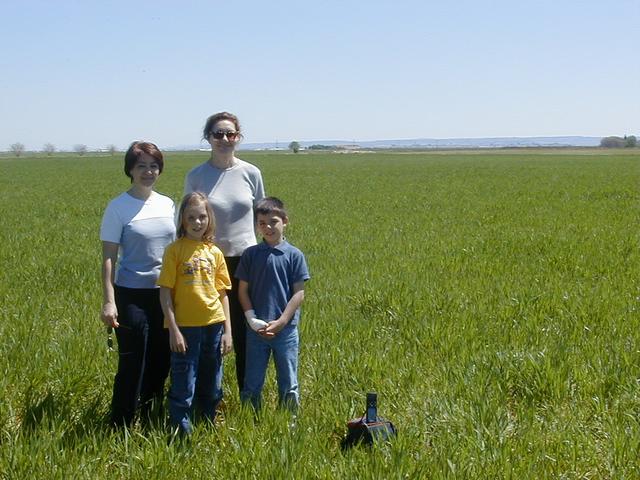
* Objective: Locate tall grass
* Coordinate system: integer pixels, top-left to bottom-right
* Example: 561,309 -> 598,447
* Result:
0,150 -> 638,478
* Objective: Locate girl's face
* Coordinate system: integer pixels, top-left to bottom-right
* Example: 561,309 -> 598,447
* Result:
183,202 -> 209,241
207,119 -> 240,152
129,153 -> 160,188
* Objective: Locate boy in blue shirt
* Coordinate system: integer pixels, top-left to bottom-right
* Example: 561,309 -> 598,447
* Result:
236,197 -> 310,411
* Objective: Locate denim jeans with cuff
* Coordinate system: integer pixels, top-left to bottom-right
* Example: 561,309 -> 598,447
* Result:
241,324 -> 299,412
168,323 -> 224,434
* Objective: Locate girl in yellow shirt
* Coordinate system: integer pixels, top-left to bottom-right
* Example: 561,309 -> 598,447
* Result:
158,192 -> 232,436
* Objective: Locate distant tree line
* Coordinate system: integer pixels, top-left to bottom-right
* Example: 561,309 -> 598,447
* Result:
600,135 -> 637,148
307,144 -> 334,150
7,143 -> 120,157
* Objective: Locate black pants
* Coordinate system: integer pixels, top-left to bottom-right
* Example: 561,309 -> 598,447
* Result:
225,256 -> 246,394
111,286 -> 170,427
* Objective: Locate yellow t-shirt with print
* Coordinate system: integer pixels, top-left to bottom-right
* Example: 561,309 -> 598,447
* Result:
157,237 -> 231,327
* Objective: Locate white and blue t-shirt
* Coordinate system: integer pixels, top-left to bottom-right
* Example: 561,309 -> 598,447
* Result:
183,159 -> 265,257
100,191 -> 176,289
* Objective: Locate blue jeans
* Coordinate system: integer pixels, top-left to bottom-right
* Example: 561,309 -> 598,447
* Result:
168,323 -> 224,434
241,324 -> 299,411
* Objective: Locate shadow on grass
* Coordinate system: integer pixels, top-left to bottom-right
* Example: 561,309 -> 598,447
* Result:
20,383 -> 112,440
17,381 -> 173,446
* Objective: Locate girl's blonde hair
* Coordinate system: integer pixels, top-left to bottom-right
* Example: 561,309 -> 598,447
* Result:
176,192 -> 216,243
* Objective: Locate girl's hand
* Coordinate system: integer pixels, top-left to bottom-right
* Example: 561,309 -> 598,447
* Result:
101,302 -> 119,328
169,327 -> 187,353
221,332 -> 233,355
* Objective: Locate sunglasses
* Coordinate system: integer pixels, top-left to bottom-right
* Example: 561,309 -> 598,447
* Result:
210,130 -> 239,140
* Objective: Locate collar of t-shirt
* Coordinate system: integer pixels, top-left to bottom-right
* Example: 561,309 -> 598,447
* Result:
257,239 -> 289,252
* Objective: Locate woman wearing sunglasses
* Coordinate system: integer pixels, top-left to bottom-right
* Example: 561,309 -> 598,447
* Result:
183,111 -> 266,395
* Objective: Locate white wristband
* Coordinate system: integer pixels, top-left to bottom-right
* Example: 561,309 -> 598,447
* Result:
248,317 -> 269,331
244,309 -> 256,322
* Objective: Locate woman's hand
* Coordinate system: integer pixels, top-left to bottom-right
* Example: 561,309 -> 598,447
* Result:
101,302 -> 119,328
101,242 -> 120,328
221,331 -> 233,355
169,327 -> 187,353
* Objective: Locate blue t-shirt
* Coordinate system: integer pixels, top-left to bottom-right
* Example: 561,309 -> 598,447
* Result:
235,240 -> 310,325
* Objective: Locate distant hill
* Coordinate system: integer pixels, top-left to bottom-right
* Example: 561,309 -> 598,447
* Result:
348,136 -> 602,149
165,136 -> 604,151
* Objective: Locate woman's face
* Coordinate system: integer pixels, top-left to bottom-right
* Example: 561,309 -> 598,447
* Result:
129,153 -> 160,188
207,119 -> 240,152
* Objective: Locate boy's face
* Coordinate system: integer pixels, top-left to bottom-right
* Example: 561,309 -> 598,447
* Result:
256,212 -> 287,246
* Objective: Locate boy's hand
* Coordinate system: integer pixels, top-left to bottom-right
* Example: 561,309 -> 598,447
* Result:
245,309 -> 269,332
248,317 -> 268,331
257,327 -> 272,338
221,331 -> 233,355
169,327 -> 187,353
262,318 -> 286,337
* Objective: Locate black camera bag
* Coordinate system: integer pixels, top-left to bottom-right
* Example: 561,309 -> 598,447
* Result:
341,415 -> 397,450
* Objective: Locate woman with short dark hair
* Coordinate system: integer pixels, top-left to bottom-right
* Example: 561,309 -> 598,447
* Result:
100,141 -> 175,427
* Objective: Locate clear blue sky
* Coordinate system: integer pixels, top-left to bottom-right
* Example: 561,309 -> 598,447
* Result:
1,0 -> 638,150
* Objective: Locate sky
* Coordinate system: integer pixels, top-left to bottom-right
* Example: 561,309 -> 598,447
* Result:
1,0 -> 638,151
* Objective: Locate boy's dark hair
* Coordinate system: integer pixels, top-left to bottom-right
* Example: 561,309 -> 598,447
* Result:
255,197 -> 288,219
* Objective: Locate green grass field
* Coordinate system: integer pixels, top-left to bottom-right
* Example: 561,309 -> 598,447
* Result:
0,150 -> 638,478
